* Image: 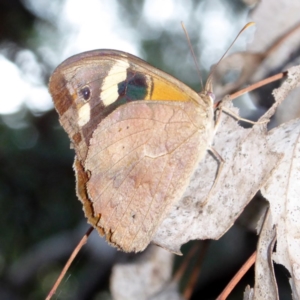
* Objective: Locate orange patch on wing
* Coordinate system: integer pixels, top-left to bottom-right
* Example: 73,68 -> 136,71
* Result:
150,77 -> 191,102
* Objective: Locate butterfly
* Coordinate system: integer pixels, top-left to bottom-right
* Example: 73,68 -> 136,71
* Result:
49,49 -> 215,252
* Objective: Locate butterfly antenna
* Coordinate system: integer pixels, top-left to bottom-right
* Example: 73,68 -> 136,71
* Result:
205,22 -> 255,93
181,22 -> 203,89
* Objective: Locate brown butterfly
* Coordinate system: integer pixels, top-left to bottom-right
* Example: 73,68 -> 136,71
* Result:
49,49 -> 215,252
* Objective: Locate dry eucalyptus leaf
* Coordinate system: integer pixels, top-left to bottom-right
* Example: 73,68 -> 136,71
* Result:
248,0 -> 300,81
274,65 -> 300,125
256,65 -> 300,299
249,0 -> 300,72
276,86 -> 300,126
250,1 -> 300,125
252,209 -> 278,300
153,65 -> 300,254
110,245 -> 176,300
261,118 -> 300,299
214,0 -> 300,98
264,65 -> 300,120
152,100 -> 281,254
242,65 -> 300,299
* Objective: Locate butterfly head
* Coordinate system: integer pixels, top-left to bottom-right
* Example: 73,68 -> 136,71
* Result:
197,74 -> 215,107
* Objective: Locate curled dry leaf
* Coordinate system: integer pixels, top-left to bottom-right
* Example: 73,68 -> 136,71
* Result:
252,209 -> 278,300
153,65 -> 300,255
152,100 -> 281,254
260,65 -> 300,299
261,118 -> 300,299
110,245 -> 180,300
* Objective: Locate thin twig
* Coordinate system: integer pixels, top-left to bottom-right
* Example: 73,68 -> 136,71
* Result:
45,226 -> 94,300
183,241 -> 210,299
229,72 -> 287,100
216,251 -> 257,300
173,242 -> 201,283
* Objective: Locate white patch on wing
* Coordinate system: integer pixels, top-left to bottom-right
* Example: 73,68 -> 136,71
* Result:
101,60 -> 129,106
78,102 -> 91,126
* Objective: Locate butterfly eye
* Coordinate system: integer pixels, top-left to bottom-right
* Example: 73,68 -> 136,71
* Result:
80,86 -> 91,101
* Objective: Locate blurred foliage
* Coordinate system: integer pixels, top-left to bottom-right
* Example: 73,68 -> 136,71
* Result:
0,109 -> 76,254
0,108 -> 81,298
0,0 -> 35,46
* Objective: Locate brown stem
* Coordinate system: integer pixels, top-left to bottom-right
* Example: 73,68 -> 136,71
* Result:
229,71 -> 287,100
216,251 -> 257,300
45,226 -> 94,300
183,241 -> 210,299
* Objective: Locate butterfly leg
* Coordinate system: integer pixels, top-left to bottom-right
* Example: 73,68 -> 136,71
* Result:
220,105 -> 267,125
200,146 -> 224,207
197,105 -> 225,207
214,104 -> 223,132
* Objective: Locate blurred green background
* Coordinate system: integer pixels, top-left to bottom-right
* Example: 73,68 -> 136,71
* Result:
0,0 -> 295,299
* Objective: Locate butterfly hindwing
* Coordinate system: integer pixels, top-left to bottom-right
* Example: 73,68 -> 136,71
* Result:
84,100 -> 213,251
